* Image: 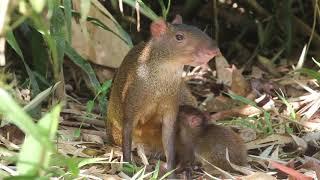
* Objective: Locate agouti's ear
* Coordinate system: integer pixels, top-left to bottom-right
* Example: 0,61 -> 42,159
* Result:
172,14 -> 183,24
150,18 -> 167,38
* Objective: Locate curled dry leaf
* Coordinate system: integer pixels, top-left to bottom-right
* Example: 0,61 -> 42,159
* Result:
216,55 -> 232,86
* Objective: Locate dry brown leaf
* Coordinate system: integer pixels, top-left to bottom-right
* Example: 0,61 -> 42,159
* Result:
290,134 -> 308,153
71,0 -> 130,68
241,172 -> 276,180
230,64 -> 251,96
246,134 -> 293,150
257,55 -> 281,77
299,157 -> 320,178
251,66 -> 266,79
210,104 -> 261,121
215,55 -> 232,86
82,133 -> 104,144
57,142 -> 89,157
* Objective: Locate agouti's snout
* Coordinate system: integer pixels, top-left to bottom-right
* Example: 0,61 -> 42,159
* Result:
193,46 -> 221,65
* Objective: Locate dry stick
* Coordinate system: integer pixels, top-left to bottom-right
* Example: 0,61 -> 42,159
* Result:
213,0 -> 219,45
246,0 -> 320,48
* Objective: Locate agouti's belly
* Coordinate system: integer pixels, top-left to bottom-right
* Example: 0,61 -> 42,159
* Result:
133,117 -> 163,154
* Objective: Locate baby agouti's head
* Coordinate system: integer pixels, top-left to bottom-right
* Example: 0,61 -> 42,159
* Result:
178,105 -> 209,137
150,15 -> 220,67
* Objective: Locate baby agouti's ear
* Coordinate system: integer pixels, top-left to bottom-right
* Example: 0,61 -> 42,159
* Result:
172,14 -> 183,24
150,18 -> 168,38
188,115 -> 203,128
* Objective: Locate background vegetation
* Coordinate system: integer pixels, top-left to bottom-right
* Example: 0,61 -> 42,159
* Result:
0,0 -> 320,179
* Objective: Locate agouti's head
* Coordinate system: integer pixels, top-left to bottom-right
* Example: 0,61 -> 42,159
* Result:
149,15 -> 220,67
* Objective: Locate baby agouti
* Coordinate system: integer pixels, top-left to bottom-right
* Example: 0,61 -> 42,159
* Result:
106,15 -> 220,174
177,105 -> 248,173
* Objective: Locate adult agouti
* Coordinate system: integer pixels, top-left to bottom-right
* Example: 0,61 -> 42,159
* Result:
105,15 -> 220,174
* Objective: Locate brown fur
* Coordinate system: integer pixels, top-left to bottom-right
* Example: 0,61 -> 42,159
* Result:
177,105 -> 247,173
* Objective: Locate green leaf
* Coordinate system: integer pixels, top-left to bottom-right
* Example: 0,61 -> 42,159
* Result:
17,104 -> 61,175
86,100 -> 94,113
122,0 -> 158,21
73,129 -> 81,138
23,82 -> 60,112
263,111 -> 273,134
50,4 -> 66,67
100,80 -> 112,93
63,0 -> 72,42
29,0 -> 46,13
0,89 -> 49,147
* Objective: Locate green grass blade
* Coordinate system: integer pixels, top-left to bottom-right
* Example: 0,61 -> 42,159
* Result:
297,68 -> 320,82
121,0 -> 158,21
63,0 -> 72,42
227,93 -> 263,111
151,161 -> 160,179
159,168 -> 177,180
50,3 -> 66,67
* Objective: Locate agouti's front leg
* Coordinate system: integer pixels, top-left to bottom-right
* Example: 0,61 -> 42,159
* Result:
162,110 -> 177,177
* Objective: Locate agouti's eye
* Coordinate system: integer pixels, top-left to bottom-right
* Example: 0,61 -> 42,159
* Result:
175,33 -> 184,41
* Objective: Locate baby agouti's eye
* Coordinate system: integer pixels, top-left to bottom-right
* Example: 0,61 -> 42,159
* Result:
175,33 -> 185,42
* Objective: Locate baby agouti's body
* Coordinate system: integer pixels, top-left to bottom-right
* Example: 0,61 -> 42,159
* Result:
177,105 -> 247,173
106,15 -> 220,174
